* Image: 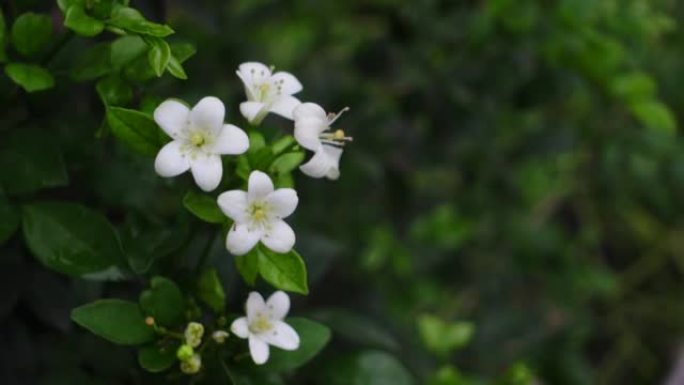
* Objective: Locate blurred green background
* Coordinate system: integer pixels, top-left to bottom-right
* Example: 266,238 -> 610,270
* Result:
3,0 -> 684,384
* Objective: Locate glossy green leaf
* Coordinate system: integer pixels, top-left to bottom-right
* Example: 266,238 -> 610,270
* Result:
183,191 -> 225,224
5,63 -> 54,92
22,202 -> 124,276
108,7 -> 174,37
106,107 -> 164,155
235,248 -> 259,286
64,6 -> 104,37
139,276 -> 185,327
138,344 -> 177,373
270,152 -> 305,174
110,35 -> 147,69
258,247 -> 308,294
10,12 -> 52,57
71,299 -> 155,345
145,37 -> 171,77
166,55 -> 187,80
196,268 -> 226,313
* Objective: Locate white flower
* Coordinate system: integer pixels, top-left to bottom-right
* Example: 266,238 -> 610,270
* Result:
236,62 -> 303,125
154,96 -> 249,192
230,291 -> 300,365
293,103 -> 351,180
212,330 -> 229,344
217,170 -> 298,256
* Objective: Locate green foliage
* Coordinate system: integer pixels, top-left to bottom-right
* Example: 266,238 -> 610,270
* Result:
10,12 -> 52,57
64,5 -> 105,37
417,314 -> 474,357
108,7 -> 174,37
316,350 -> 415,385
195,268 -> 226,313
0,195 -> 19,245
139,276 -> 185,327
138,344 -> 178,373
183,190 -> 225,224
257,247 -> 309,294
71,299 -> 155,345
106,107 -> 164,155
4,63 -> 54,92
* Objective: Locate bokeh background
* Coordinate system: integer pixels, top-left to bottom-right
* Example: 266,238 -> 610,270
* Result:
3,0 -> 684,384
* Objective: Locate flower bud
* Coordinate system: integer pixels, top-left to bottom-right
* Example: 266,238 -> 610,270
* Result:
184,322 -> 204,348
180,353 -> 202,374
176,344 -> 194,362
145,316 -> 155,326
212,330 -> 229,344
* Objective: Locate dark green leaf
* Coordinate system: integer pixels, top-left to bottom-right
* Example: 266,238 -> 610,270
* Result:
106,107 -> 164,155
10,12 -> 52,57
108,7 -> 174,37
5,63 -> 54,92
170,42 -> 196,63
316,350 -> 415,385
235,248 -> 259,286
183,191 -> 225,224
96,76 -> 133,106
259,318 -> 331,371
71,299 -> 155,345
64,6 -> 104,37
0,9 -> 7,62
0,196 -> 19,245
110,35 -> 147,69
196,268 -> 226,313
138,344 -> 177,373
70,42 -> 111,81
22,202 -> 124,276
145,37 -> 171,77
139,276 -> 185,327
310,308 -> 400,351
258,247 -> 308,294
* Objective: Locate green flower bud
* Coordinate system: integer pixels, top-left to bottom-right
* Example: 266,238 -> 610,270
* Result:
212,330 -> 229,344
180,353 -> 202,374
184,322 -> 205,348
176,344 -> 194,362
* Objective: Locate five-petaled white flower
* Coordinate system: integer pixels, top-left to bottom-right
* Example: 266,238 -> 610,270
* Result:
154,96 -> 249,192
231,291 -> 300,365
217,170 -> 298,256
293,102 -> 352,180
236,62 -> 303,125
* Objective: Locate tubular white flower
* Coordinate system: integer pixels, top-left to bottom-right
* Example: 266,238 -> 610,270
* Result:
236,62 -> 303,125
217,171 -> 298,256
230,291 -> 300,365
293,102 -> 351,180
153,97 -> 249,192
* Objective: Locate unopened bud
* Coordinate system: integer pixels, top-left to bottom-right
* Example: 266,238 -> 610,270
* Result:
212,330 -> 229,344
184,322 -> 204,348
176,344 -> 194,362
145,316 -> 155,326
180,353 -> 202,374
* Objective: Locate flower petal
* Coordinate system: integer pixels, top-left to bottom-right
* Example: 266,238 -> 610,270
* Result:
209,124 -> 249,155
190,154 -> 223,192
269,95 -> 301,120
261,321 -> 300,351
261,220 -> 295,254
271,71 -> 302,95
154,141 -> 190,177
226,223 -> 262,256
265,189 -> 298,219
246,291 -> 266,321
240,101 -> 268,124
293,102 -> 327,121
248,171 -> 274,201
249,335 -> 270,365
237,62 -> 272,95
300,145 -> 343,180
217,190 -> 249,222
266,291 -> 290,320
191,96 -> 225,132
230,317 -> 250,339
154,99 -> 189,139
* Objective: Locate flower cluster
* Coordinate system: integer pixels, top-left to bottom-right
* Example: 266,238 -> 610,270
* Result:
152,61 -> 351,367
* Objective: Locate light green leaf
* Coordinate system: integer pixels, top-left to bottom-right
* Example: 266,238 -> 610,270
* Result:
170,42 -> 196,63
10,12 -> 52,57
138,344 -> 177,373
96,76 -> 133,106
196,268 -> 226,313
417,314 -> 474,356
22,202 -> 124,276
183,191 -> 225,224
258,247 -> 309,294
166,55 -> 187,80
139,276 -> 185,327
57,0 -> 86,12
270,152 -> 305,174
64,5 -> 104,37
106,107 -> 164,155
145,37 -> 171,77
71,299 -> 155,345
108,7 -> 174,37
110,35 -> 147,69
5,63 -> 54,92
258,318 -> 331,371
271,136 -> 296,156
630,100 -> 677,135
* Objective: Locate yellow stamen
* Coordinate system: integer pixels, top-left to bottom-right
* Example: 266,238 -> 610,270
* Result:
249,314 -> 272,333
253,209 -> 266,221
190,133 -> 205,147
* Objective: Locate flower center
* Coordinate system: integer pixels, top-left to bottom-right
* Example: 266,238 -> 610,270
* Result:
248,202 -> 271,228
190,133 -> 205,147
249,313 -> 273,334
253,208 -> 266,221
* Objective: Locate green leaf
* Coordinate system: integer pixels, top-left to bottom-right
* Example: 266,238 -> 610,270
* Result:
170,42 -> 196,63
196,269 -> 226,313
22,202 -> 124,276
417,314 -> 474,356
96,76 -> 133,106
258,247 -> 309,294
110,35 -> 147,69
0,127 -> 68,195
270,152 -> 305,174
5,63 -> 54,92
10,12 -> 52,57
139,276 -> 185,327
57,0 -> 86,12
71,299 -> 155,345
138,344 -> 177,373
106,107 -> 164,155
108,7 -> 174,37
183,191 -> 225,224
271,136 -> 296,156
630,100 -> 677,135
71,42 -> 111,81
259,318 -> 331,371
311,308 -> 400,351
235,248 -> 259,286
64,6 -> 104,37
145,37 -> 171,77
610,72 -> 656,104
316,350 -> 415,385
0,196 -> 19,245
166,55 -> 187,80
0,9 -> 7,62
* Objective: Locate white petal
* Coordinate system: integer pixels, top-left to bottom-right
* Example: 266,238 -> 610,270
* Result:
248,171 -> 274,201
300,145 -> 343,180
265,189 -> 298,219
154,99 -> 189,139
226,223 -> 262,256
217,190 -> 249,222
271,71 -> 302,95
261,321 -> 300,351
240,101 -> 268,124
190,154 -> 223,192
231,317 -> 250,339
265,291 -> 290,320
249,335 -> 270,365
261,220 -> 295,254
209,124 -> 249,155
269,95 -> 301,120
294,117 -> 328,151
154,141 -> 190,177
293,102 -> 327,121
237,62 -> 272,93
246,292 -> 266,320
191,96 -> 225,132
